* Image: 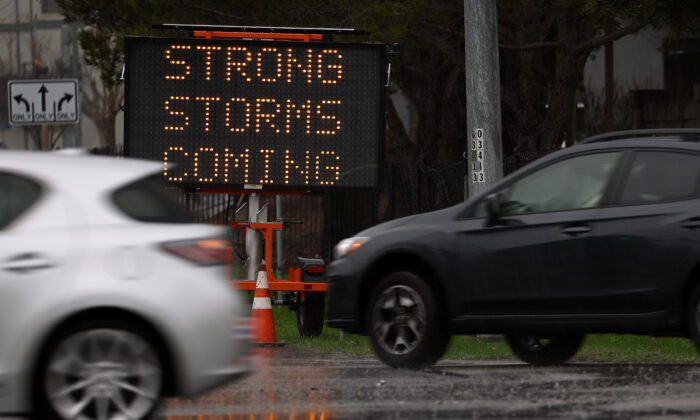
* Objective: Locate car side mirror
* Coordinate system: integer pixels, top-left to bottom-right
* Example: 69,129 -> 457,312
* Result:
486,193 -> 502,226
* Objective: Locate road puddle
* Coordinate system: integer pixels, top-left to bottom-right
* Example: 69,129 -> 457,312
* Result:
160,348 -> 336,419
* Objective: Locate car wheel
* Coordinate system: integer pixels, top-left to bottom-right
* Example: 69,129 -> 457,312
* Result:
33,319 -> 163,420
297,292 -> 325,337
366,271 -> 449,369
505,332 -> 584,366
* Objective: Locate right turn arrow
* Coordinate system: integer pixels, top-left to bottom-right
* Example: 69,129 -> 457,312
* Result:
58,93 -> 73,111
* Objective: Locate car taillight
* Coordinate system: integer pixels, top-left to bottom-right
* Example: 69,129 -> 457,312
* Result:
306,265 -> 325,274
162,238 -> 231,265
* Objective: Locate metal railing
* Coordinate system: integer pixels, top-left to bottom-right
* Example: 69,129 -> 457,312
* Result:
582,128 -> 700,143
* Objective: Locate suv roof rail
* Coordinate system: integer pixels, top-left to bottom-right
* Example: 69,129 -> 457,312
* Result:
581,128 -> 700,144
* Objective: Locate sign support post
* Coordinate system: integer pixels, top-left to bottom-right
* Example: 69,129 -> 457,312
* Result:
245,193 -> 260,282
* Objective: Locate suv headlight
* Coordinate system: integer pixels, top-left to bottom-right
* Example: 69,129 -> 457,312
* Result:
334,236 -> 370,260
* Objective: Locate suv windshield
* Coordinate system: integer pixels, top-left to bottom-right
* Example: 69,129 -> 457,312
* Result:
112,175 -> 193,223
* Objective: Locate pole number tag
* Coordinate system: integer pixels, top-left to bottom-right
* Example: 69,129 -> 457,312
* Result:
471,128 -> 485,183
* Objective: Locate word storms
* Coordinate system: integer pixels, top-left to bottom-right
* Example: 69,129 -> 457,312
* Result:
163,96 -> 341,135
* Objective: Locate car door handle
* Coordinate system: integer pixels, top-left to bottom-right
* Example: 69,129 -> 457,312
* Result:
682,217 -> 700,230
1,253 -> 55,274
561,225 -> 592,236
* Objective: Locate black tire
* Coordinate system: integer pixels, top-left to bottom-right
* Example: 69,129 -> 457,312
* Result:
33,318 -> 164,420
505,332 -> 584,366
686,282 -> 700,351
366,271 -> 450,369
297,293 -> 325,337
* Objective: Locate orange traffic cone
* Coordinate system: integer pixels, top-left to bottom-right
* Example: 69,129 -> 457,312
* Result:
251,270 -> 285,347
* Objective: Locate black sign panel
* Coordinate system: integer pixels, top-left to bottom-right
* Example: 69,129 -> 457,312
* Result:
124,36 -> 385,191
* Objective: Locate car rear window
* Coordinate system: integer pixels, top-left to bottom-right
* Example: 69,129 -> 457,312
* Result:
112,175 -> 193,223
0,172 -> 42,230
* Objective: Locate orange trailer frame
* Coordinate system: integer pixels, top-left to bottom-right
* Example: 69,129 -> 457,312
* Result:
228,221 -> 327,293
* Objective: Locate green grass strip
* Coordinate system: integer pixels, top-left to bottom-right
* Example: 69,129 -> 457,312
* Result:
271,306 -> 700,363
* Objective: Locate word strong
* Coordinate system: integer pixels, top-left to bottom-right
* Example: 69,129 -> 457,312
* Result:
163,45 -> 343,84
125,36 -> 385,191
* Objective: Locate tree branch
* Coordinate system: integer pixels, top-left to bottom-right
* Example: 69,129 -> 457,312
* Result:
499,41 -> 560,51
573,20 -> 649,54
538,8 -> 559,41
424,34 -> 462,67
183,4 -> 246,22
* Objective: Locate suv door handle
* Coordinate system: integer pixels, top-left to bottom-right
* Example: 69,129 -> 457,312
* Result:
561,225 -> 592,236
682,217 -> 700,230
1,253 -> 55,274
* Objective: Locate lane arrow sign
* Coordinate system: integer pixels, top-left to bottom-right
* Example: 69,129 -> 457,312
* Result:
57,93 -> 73,111
38,84 -> 48,112
13,94 -> 30,112
8,79 -> 79,126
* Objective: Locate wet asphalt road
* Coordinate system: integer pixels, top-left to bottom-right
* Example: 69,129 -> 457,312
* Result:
157,346 -> 700,420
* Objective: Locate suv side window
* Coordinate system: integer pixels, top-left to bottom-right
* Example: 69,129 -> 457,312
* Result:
0,172 -> 42,230
474,151 -> 621,217
619,151 -> 700,205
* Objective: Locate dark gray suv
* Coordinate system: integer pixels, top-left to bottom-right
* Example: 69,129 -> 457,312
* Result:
326,129 -> 700,368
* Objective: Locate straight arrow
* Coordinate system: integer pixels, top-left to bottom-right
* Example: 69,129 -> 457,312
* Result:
58,93 -> 73,111
13,94 -> 30,112
38,84 -> 48,112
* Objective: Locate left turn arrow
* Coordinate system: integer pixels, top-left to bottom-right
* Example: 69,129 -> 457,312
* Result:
13,94 -> 30,112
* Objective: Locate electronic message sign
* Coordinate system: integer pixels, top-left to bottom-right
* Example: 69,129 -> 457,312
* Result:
124,36 -> 385,191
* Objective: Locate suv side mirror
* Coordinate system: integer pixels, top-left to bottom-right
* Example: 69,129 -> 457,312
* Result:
486,193 -> 502,226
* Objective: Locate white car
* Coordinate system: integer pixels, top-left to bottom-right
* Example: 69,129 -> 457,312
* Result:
0,150 -> 251,419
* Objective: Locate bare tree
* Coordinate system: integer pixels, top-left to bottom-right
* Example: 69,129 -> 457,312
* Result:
0,16 -> 71,150
81,67 -> 122,148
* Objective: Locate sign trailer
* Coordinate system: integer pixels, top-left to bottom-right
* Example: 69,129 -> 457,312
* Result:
124,26 -> 387,340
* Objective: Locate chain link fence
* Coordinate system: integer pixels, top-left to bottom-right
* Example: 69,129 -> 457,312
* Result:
322,158 -> 467,262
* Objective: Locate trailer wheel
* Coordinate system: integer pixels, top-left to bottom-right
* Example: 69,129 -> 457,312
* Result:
296,292 -> 325,337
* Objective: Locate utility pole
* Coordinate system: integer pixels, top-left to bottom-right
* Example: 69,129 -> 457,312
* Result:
464,0 -> 503,199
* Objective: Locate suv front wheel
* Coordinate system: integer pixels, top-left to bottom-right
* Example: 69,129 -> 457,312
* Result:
505,332 -> 584,366
366,271 -> 450,369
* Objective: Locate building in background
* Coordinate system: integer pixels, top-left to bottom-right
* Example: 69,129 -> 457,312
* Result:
0,0 -> 121,150
584,27 -> 700,133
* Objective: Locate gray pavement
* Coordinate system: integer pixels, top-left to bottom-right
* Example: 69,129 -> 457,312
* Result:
157,346 -> 700,419
4,346 -> 699,419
